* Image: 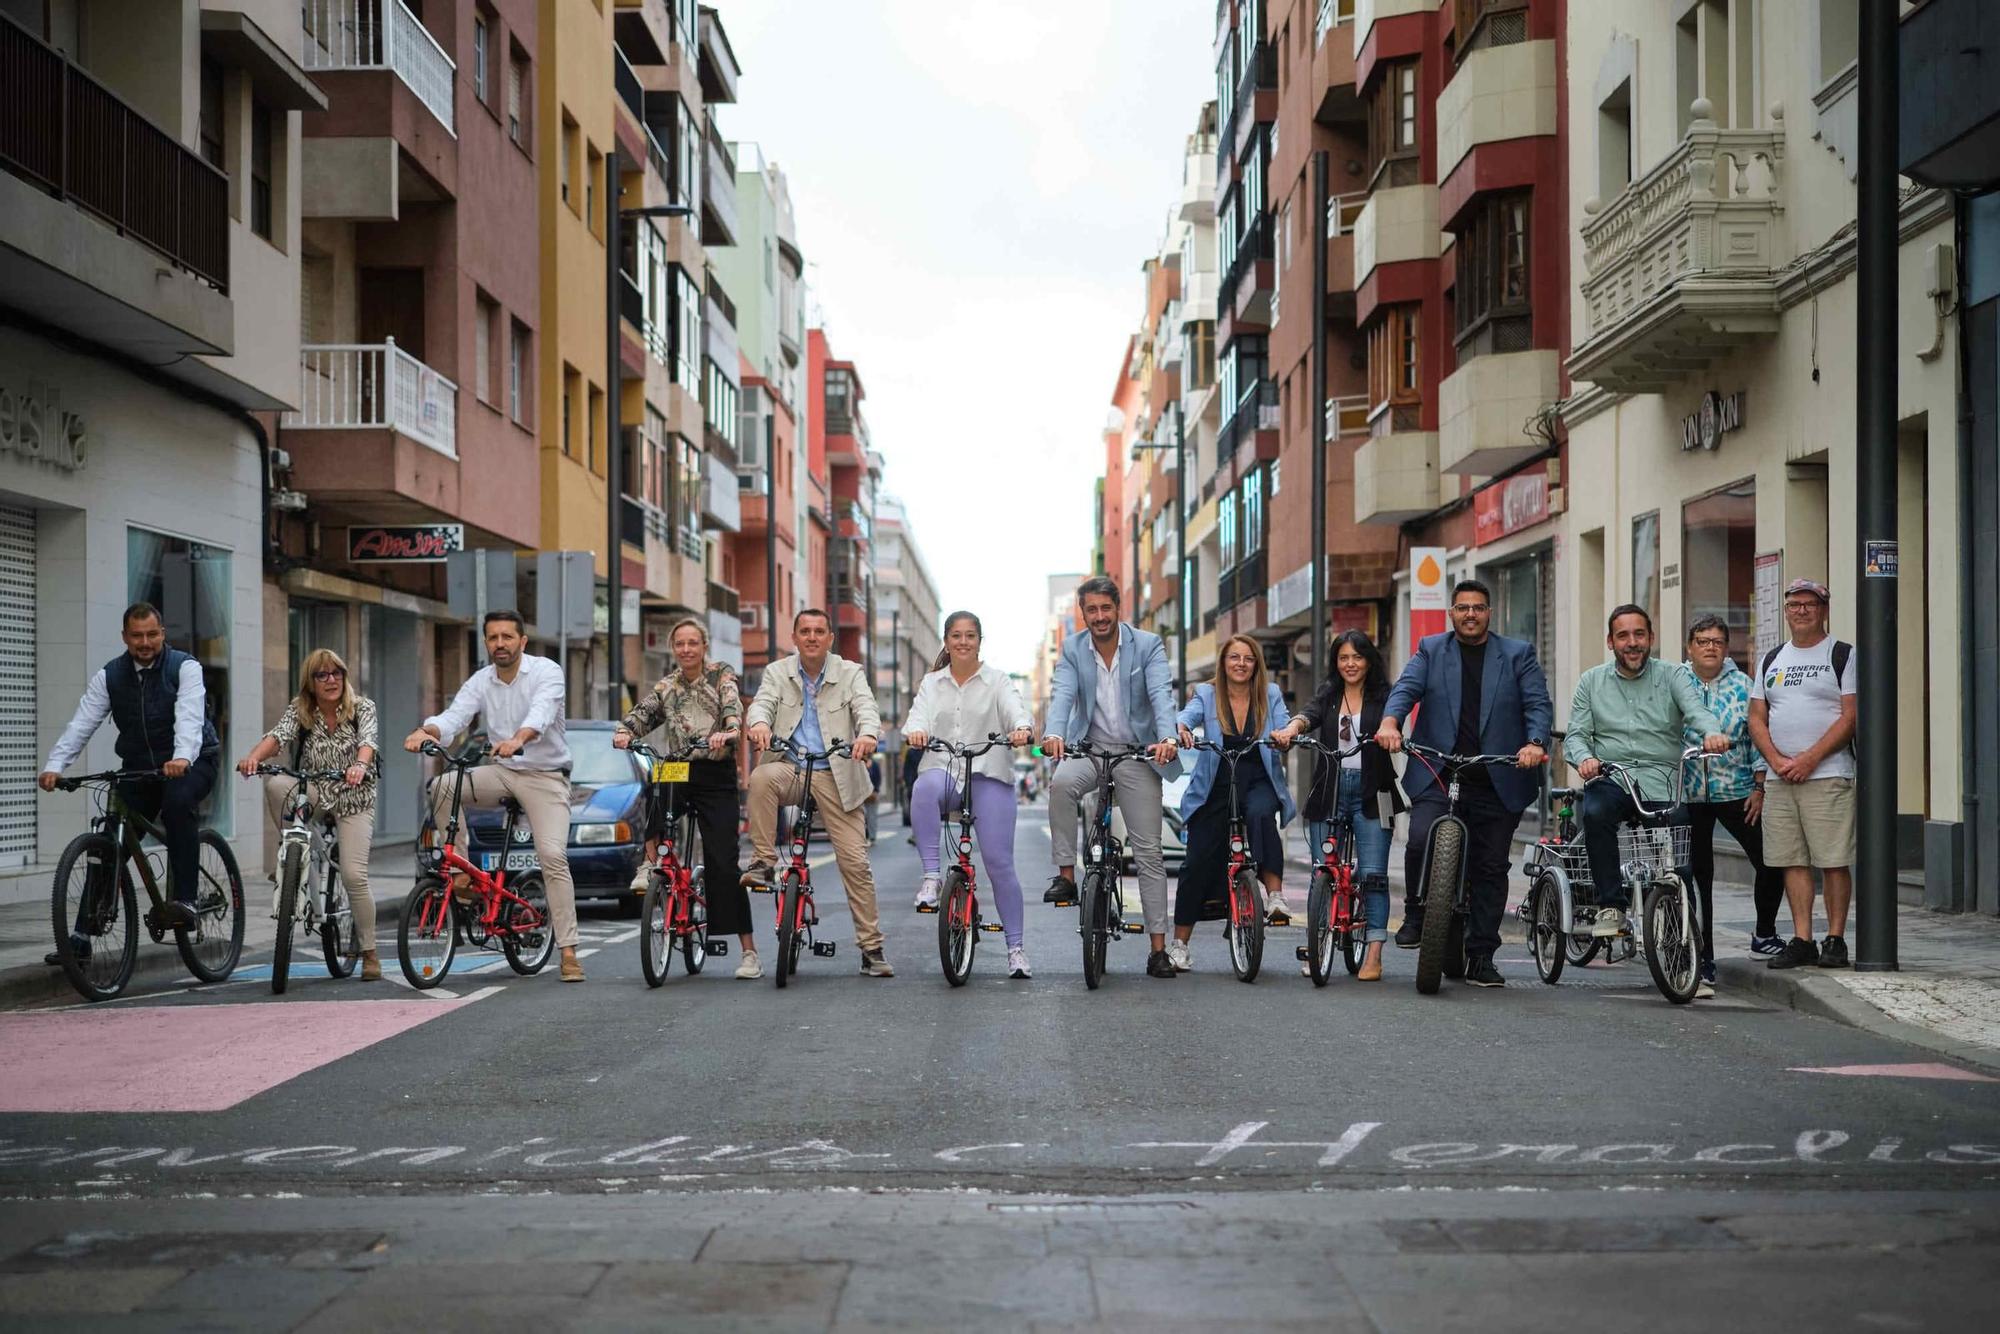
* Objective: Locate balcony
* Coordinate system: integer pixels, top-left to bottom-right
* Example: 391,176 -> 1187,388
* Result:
1436,37 -> 1555,183
1180,130 -> 1217,221
1354,430 -> 1444,524
286,341 -> 458,458
1220,213 -> 1273,327
614,45 -> 645,125
1354,185 -> 1438,292
698,7 -> 741,105
613,0 -> 679,67
1217,378 -> 1280,463
302,0 -> 456,136
702,451 -> 741,533
1324,394 -> 1371,441
700,125 -> 738,247
1218,551 -> 1267,612
1439,349 -> 1557,475
1227,38 -> 1276,161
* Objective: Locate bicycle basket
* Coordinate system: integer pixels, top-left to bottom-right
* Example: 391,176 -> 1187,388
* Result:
1617,823 -> 1690,878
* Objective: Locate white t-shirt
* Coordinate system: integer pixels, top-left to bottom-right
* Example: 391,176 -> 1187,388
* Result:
1750,637 -> 1856,781
1336,705 -> 1365,771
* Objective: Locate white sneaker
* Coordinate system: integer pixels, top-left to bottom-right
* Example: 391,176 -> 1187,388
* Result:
1166,938 -> 1192,972
735,948 -> 763,979
914,875 -> 940,912
1266,894 -> 1291,925
1593,907 -> 1628,937
1007,946 -> 1032,979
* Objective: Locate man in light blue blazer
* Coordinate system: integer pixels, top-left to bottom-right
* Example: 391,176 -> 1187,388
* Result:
1041,576 -> 1183,979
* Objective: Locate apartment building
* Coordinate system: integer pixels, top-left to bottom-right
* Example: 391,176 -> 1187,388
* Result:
870,495 -> 942,731
1,0 -> 320,870
1175,104 -> 1225,683
1125,252 -> 1181,649
807,329 -> 880,675
1028,573 -> 1089,739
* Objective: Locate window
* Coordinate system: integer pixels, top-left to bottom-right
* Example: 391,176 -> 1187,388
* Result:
1367,305 -> 1422,411
1598,80 -> 1633,199
705,359 -> 738,439
670,266 -> 701,389
1186,321 -> 1216,393
1453,191 -> 1531,356
560,113 -> 576,209
1682,481 -> 1757,671
1368,60 -> 1419,186
474,294 -> 496,403
1632,510 -> 1661,640
509,320 -> 529,424
1818,0 -> 1858,88
199,59 -> 225,170
471,15 -> 488,104
1218,487 -> 1238,571
586,144 -> 601,228
1453,0 -> 1529,60
1677,0 -> 1756,133
1241,467 -> 1265,558
249,100 -> 273,241
126,529 -> 232,833
507,49 -> 529,146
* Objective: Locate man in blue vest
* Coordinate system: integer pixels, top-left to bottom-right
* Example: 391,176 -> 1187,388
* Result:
40,602 -> 221,952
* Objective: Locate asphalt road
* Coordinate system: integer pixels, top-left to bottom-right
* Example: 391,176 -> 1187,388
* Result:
3,802 -> 1997,1328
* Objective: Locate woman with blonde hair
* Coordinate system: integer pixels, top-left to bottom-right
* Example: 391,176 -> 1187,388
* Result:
236,648 -> 382,979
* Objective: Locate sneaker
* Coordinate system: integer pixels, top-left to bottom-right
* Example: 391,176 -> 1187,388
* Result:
859,950 -> 895,978
740,862 -> 774,890
1265,895 -> 1292,926
1749,934 -> 1786,958
914,875 -> 940,913
1767,936 -> 1819,970
1592,907 -> 1628,938
1394,912 -> 1423,948
1465,955 -> 1505,987
1817,935 -> 1850,969
1007,947 -> 1032,979
735,948 -> 763,980
1166,938 -> 1192,972
1696,962 -> 1716,999
1044,874 -> 1077,905
1146,948 -> 1177,979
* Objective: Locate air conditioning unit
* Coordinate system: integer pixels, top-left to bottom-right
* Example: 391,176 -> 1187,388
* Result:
738,604 -> 768,630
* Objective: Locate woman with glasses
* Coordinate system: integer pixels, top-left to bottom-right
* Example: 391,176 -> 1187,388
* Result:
236,649 -> 381,980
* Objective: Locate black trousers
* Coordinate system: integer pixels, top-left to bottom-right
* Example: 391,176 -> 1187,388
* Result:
1404,781 -> 1521,960
122,753 -> 218,904
650,761 -> 750,937
1687,797 -> 1786,959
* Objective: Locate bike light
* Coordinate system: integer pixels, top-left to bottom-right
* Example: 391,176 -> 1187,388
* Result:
1321,837 -> 1335,856
1230,837 -> 1244,854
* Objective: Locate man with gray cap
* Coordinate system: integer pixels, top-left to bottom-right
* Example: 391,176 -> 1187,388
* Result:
1748,578 -> 1857,970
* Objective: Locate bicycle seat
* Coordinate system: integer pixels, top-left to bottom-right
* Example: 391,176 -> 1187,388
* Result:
500,796 -> 524,816
1627,802 -> 1689,829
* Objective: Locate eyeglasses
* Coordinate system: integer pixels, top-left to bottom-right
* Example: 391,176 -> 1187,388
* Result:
1690,636 -> 1728,649
312,669 -> 347,682
1783,601 -> 1822,612
1450,604 -> 1490,615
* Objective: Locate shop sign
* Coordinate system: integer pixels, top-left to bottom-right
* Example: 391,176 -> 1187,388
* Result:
348,524 -> 464,563
0,378 -> 87,471
1473,472 -> 1550,546
1409,546 -> 1449,644
1681,390 -> 1745,452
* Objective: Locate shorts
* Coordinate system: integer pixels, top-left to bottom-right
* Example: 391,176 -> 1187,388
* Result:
1760,776 -> 1855,869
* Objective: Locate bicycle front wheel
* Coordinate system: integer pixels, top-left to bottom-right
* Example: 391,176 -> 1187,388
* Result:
640,872 -> 673,987
399,877 -> 456,988
502,876 -> 555,975
51,833 -> 137,1002
321,870 -> 359,979
682,871 -> 708,975
938,867 -> 975,987
1415,818 -> 1465,996
1226,869 -> 1264,983
774,873 -> 801,989
1079,871 -> 1109,990
271,841 -> 304,995
177,830 -> 243,983
1527,873 -> 1566,985
1643,879 -> 1700,1004
1305,870 -> 1334,987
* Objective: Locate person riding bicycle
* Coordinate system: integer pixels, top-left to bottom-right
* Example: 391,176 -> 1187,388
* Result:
615,615 -> 759,979
403,609 -> 587,983
903,611 -> 1035,978
40,601 -> 221,958
1169,634 -> 1294,973
1563,605 -> 1729,958
235,648 -> 382,981
743,608 -> 891,978
1375,578 -> 1552,989
1041,575 -> 1181,980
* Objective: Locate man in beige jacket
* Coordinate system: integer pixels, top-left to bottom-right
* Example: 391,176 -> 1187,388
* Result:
744,608 -> 891,976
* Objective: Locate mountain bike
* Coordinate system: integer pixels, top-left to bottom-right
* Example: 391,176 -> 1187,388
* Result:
920,734 -> 1013,986
1403,745 -> 1522,995
629,740 -> 718,986
399,741 -> 554,988
1291,736 -> 1368,985
48,769 -> 244,1002
1181,737 -> 1278,982
765,735 -> 848,988
258,762 -> 360,994
1066,741 -> 1153,990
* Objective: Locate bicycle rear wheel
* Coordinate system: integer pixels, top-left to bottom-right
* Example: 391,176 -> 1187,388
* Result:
177,830 -> 243,983
51,833 -> 137,1002
502,876 -> 555,975
399,878 -> 457,988
321,871 -> 359,979
1339,873 -> 1367,976
1566,930 -> 1603,968
681,871 -> 708,975
774,873 -> 801,989
640,872 -> 673,987
1226,869 -> 1264,982
938,867 -> 975,987
1415,818 -> 1465,995
271,841 -> 304,995
1304,870 -> 1334,987
1527,873 -> 1565,985
1643,879 -> 1700,1004
1079,871 -> 1109,990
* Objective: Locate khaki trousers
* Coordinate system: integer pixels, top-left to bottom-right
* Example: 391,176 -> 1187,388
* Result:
262,776 -> 377,952
747,763 -> 882,955
428,765 -> 580,950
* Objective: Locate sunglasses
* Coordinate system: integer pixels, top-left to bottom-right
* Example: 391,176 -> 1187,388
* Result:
312,669 -> 347,682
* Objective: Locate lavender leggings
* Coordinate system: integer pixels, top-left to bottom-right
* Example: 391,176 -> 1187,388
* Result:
912,770 -> 1024,948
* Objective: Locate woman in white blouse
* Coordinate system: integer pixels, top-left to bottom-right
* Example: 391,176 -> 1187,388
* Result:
904,611 -> 1035,978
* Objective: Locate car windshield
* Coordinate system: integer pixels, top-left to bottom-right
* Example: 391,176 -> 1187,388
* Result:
569,730 -> 641,787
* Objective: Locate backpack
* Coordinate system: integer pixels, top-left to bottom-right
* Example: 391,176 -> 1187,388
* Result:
1760,640 -> 1854,758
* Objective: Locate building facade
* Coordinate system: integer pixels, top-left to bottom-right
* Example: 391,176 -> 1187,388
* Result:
806,328 -> 878,673
870,494 -> 942,732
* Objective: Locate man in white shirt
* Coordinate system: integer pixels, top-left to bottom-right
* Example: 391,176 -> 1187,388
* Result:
403,610 -> 585,982
1749,578 -> 1859,972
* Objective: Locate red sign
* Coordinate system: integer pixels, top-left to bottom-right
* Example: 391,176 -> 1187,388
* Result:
347,524 -> 464,563
1473,472 -> 1550,546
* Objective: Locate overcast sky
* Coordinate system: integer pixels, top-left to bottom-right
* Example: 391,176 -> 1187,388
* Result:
717,1 -> 1216,675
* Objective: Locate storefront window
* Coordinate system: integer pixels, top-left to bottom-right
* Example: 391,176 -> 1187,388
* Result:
1489,549 -> 1549,665
1682,480 -> 1756,671
127,529 -> 232,833
1631,510 -> 1660,647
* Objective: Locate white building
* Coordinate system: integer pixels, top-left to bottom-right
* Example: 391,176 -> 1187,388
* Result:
870,494 -> 941,728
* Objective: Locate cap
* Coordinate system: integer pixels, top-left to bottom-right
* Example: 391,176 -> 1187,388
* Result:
1783,577 -> 1830,603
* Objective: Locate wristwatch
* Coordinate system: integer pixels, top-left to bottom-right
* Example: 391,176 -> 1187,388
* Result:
1528,737 -> 1548,750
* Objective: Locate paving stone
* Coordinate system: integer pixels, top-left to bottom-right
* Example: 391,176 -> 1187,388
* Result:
0,1266 -> 186,1315
295,1292 -> 585,1333
837,1257 -> 1092,1327
1089,1253 -> 1368,1324
589,1259 -> 844,1320
344,1259 -> 606,1298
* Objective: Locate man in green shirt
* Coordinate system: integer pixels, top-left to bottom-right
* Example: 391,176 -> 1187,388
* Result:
1564,605 -> 1728,938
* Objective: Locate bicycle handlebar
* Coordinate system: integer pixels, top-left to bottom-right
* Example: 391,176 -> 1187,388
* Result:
255,763 -> 352,783
1589,746 -> 1710,811
420,739 -> 491,766
1404,743 -> 1528,769
1183,737 -> 1270,762
54,768 -> 167,791
768,734 -> 853,766
626,739 -> 710,768
922,733 -> 1016,759
1067,740 -> 1159,764
1289,735 -> 1367,762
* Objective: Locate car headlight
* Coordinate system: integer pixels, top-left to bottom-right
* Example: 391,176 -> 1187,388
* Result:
572,821 -> 632,845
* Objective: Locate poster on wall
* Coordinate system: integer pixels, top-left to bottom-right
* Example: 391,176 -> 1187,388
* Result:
1410,546 -> 1448,645
1752,550 -> 1784,662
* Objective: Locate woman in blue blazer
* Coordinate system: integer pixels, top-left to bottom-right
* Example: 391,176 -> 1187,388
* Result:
1168,635 -> 1296,972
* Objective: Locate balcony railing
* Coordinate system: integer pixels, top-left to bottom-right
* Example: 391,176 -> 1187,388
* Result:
302,0 -> 456,135
1219,212 -> 1273,316
1324,393 -> 1370,441
706,580 -> 740,617
1219,378 -> 1279,459
1326,190 -> 1368,237
286,341 -> 458,458
613,45 -> 644,124
1316,0 -> 1356,45
701,124 -> 738,243
0,15 -> 229,292
1218,551 -> 1267,611
1229,38 -> 1276,142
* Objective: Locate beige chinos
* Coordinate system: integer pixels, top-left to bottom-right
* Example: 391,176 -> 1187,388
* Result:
262,777 -> 377,951
428,764 -> 580,949
746,764 -> 882,955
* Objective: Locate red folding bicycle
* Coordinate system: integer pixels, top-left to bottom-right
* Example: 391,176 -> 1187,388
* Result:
629,739 -> 717,985
1292,736 -> 1369,985
918,733 -> 1012,986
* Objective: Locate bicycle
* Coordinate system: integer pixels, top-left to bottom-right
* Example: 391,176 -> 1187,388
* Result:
917,733 -> 1013,986
258,762 -> 361,995
1181,737 -> 1278,982
1403,744 -> 1524,995
399,741 -> 554,988
629,739 -> 720,985
1291,736 -> 1368,985
763,735 -> 849,988
1065,741 -> 1155,990
48,770 -> 244,1002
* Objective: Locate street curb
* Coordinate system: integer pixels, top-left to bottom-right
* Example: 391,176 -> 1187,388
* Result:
1716,958 -> 2000,1076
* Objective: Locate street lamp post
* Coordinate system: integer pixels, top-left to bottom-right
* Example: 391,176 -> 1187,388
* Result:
604,144 -> 692,718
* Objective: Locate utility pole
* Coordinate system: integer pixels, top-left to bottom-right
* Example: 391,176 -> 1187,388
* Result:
1854,0 -> 1898,971
1310,149 -> 1329,699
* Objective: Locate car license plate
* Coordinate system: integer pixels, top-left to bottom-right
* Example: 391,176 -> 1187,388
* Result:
651,761 -> 690,783
481,850 -> 539,872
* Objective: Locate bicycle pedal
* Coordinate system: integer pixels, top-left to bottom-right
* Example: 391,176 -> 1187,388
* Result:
915,903 -> 939,914
749,884 -> 772,894
812,941 -> 836,957
707,939 -> 728,956
1295,945 -> 1309,961
978,922 -> 1003,934
1121,921 -> 1145,935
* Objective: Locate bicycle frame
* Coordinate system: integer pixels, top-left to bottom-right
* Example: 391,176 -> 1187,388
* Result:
421,745 -> 545,943
1186,737 -> 1269,929
1069,742 -> 1152,917
66,771 -> 176,922
766,736 -> 851,944
925,735 -> 1011,937
630,740 -> 711,946
263,764 -> 350,932
1403,745 -> 1522,915
1294,737 -> 1366,936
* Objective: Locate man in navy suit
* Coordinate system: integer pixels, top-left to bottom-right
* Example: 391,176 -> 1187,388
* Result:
1376,579 -> 1552,987
1042,576 -> 1183,979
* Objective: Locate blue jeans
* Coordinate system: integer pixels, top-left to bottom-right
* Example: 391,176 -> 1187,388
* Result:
1310,770 -> 1393,944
